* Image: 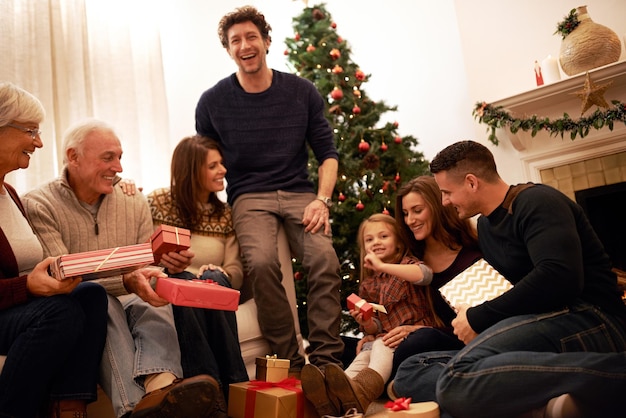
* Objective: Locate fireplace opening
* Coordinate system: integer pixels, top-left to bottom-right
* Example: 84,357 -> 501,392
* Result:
575,182 -> 626,272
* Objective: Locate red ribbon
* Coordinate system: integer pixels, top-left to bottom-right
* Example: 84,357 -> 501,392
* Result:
385,397 -> 412,411
244,377 -> 303,418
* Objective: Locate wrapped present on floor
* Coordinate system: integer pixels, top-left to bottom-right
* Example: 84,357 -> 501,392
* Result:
49,243 -> 154,281
346,293 -> 387,320
150,224 -> 191,264
256,355 -> 290,382
228,378 -> 316,418
155,277 -> 240,310
385,397 -> 440,418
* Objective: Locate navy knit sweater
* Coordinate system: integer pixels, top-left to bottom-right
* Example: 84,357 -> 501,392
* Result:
195,70 -> 338,205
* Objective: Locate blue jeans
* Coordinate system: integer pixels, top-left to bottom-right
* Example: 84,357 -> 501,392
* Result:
232,191 -> 344,370
0,282 -> 108,417
99,294 -> 182,418
169,270 -> 248,399
394,302 -> 626,418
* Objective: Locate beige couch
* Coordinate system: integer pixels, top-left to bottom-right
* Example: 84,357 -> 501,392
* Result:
0,227 -> 304,417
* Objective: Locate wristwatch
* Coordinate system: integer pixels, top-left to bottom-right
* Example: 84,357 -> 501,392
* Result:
316,195 -> 333,208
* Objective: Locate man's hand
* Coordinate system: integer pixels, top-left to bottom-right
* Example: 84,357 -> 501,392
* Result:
451,304 -> 478,344
26,257 -> 82,296
302,199 -> 330,235
122,267 -> 169,307
160,249 -> 195,274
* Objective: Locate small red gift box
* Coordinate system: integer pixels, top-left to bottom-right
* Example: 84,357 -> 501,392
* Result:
49,243 -> 154,281
228,379 -> 316,418
150,225 -> 191,264
347,293 -> 374,320
155,277 -> 240,310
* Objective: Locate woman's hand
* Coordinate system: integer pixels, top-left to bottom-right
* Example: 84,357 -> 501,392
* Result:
382,324 -> 422,348
197,264 -> 227,278
118,179 -> 140,196
356,334 -> 375,355
26,257 -> 82,296
159,249 -> 195,274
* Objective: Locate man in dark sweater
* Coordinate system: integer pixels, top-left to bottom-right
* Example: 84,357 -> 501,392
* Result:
195,5 -> 344,382
394,140 -> 626,418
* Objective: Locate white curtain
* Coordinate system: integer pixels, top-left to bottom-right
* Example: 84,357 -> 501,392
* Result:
0,0 -> 170,195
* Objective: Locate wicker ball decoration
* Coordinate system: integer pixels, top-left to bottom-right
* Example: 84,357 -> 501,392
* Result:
559,5 -> 621,76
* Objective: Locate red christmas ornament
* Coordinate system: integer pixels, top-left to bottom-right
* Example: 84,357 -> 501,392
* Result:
330,87 -> 343,101
393,121 -> 399,128
332,65 -> 343,74
358,140 -> 370,153
338,192 -> 346,202
331,22 -> 337,29
294,271 -> 303,280
329,48 -> 341,60
380,142 -> 388,152
394,173 -> 401,183
382,208 -> 390,215
295,32 -> 301,41
382,181 -> 389,192
352,105 -> 361,115
394,136 -> 402,144
355,69 -> 366,81
284,49 -> 289,55
306,44 -> 316,52
337,36 -> 343,43
356,201 -> 365,211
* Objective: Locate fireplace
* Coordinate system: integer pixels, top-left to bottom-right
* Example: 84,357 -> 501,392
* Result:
490,60 -> 626,283
575,182 -> 626,271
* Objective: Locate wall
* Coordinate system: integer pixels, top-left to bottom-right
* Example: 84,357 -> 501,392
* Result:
155,0 -> 626,194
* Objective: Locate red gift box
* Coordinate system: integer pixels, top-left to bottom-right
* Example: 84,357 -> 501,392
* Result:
347,293 -> 374,320
228,378 -> 316,418
150,225 -> 191,264
155,277 -> 240,310
49,243 -> 154,281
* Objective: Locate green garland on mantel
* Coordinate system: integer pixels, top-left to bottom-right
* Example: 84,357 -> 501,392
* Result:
473,101 -> 626,146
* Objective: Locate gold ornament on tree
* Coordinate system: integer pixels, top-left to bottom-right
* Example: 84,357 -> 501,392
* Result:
557,5 -> 621,76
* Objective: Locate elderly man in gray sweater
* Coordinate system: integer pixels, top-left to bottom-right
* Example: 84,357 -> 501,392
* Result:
23,119 -> 220,418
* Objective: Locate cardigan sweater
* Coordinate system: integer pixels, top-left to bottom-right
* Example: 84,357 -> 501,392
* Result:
146,188 -> 244,290
0,184 -> 31,310
195,70 -> 338,205
22,168 -> 153,296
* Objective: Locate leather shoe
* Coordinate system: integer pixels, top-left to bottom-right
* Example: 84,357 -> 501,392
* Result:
130,374 -> 219,418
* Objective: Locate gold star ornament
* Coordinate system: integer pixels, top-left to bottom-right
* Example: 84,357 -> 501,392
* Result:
573,72 -> 612,116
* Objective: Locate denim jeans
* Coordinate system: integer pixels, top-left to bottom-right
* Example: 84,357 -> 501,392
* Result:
169,270 -> 248,399
394,302 -> 626,418
0,282 -> 108,418
99,294 -> 182,418
232,191 -> 344,370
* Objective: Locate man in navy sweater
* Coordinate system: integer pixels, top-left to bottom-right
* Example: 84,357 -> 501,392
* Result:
195,5 -> 344,387
394,140 -> 626,418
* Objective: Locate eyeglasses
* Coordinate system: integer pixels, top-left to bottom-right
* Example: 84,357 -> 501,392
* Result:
6,123 -> 42,140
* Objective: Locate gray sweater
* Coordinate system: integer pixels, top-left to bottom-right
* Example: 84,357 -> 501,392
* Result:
22,168 -> 153,296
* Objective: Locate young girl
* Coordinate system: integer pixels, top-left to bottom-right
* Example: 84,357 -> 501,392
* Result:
302,213 -> 436,416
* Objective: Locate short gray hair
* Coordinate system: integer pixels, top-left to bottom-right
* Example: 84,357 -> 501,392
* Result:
0,82 -> 45,127
62,118 -> 118,165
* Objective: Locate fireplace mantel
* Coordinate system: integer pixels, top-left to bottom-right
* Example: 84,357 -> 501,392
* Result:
491,60 -> 626,182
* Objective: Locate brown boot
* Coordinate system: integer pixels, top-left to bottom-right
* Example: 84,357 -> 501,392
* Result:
324,364 -> 384,414
301,364 -> 341,417
130,374 -> 219,418
48,400 -> 87,418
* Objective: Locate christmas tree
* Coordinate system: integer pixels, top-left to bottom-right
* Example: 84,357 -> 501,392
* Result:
284,3 -> 430,335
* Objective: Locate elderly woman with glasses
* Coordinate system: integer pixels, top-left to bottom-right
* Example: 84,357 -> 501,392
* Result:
0,82 -> 108,418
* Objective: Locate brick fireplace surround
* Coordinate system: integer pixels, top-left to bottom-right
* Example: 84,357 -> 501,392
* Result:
491,60 -> 626,282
